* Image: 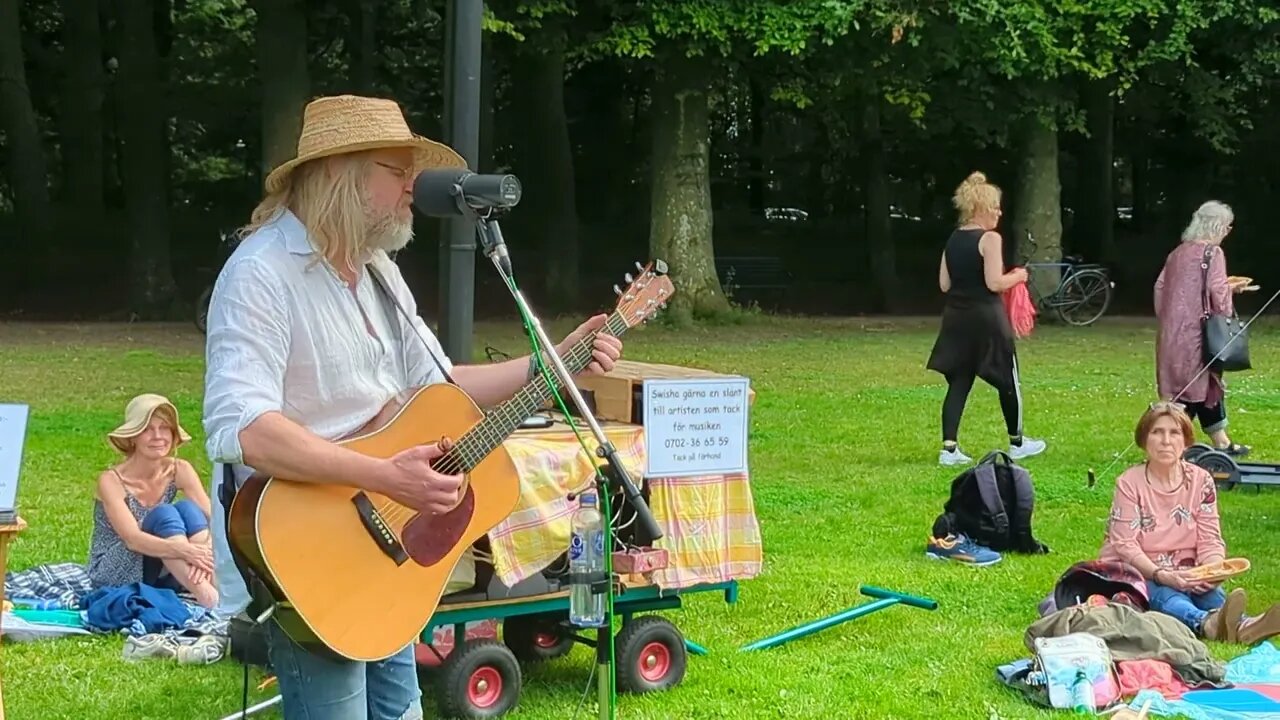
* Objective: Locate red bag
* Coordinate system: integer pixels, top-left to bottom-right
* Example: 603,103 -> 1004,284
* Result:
1002,271 -> 1036,338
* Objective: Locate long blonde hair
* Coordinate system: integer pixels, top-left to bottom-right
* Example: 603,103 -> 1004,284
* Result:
240,153 -> 374,271
953,171 -> 1002,225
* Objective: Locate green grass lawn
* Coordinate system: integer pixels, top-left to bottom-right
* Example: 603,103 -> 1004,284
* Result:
2,316 -> 1279,719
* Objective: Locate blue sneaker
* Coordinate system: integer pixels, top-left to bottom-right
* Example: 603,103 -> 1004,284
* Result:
925,533 -> 1002,567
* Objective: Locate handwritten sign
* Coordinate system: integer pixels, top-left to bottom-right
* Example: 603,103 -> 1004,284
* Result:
642,378 -> 750,478
0,403 -> 29,514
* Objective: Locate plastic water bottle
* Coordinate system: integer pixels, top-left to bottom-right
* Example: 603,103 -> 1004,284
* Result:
1071,669 -> 1096,714
569,493 -> 605,627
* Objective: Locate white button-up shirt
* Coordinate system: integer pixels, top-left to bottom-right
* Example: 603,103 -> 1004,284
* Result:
202,208 -> 453,615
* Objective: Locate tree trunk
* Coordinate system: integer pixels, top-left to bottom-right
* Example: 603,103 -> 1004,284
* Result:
747,76 -> 766,215
1131,147 -> 1149,233
861,91 -> 898,312
58,0 -> 106,263
1163,119 -> 1214,240
567,59 -> 634,223
1078,79 -> 1114,263
648,51 -> 730,324
0,0 -> 53,297
1011,113 -> 1063,300
808,119 -> 832,218
254,0 -> 310,178
511,34 -> 579,309
115,0 -> 178,318
343,0 -> 376,93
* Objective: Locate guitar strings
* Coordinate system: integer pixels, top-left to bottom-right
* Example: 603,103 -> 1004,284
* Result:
369,315 -> 626,525
430,320 -> 615,476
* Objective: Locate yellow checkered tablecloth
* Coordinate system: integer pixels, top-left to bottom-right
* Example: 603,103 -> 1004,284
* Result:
486,423 -> 762,590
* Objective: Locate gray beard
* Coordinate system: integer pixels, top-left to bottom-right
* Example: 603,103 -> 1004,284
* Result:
366,214 -> 414,254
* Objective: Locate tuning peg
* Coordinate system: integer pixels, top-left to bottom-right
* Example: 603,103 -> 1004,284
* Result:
624,273 -> 633,284
635,261 -> 644,273
613,284 -> 622,296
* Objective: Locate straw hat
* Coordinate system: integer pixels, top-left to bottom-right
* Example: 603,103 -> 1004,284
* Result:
107,393 -> 192,454
264,94 -> 466,194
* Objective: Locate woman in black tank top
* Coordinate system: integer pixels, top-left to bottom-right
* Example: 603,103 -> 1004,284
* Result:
926,172 -> 1046,468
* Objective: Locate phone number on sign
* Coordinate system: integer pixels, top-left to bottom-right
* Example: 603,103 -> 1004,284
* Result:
664,437 -> 731,449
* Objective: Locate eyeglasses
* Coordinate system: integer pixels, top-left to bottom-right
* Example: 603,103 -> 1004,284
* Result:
374,161 -> 410,180
1149,400 -> 1186,412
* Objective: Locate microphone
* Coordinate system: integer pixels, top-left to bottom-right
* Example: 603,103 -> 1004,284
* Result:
412,168 -> 522,218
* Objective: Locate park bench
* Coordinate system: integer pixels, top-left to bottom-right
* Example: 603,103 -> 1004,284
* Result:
715,256 -> 790,301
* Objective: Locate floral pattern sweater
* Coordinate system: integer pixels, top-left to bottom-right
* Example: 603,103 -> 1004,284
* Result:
1098,462 -> 1226,572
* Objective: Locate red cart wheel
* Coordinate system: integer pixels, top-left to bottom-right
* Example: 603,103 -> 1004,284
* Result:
437,640 -> 521,718
468,667 -> 503,709
637,641 -> 672,683
615,616 -> 687,693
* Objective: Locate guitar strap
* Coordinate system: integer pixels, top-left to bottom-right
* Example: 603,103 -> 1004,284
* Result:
367,262 -> 458,387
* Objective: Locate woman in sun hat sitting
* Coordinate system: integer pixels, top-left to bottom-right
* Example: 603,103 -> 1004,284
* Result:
1098,401 -> 1280,644
87,393 -> 218,608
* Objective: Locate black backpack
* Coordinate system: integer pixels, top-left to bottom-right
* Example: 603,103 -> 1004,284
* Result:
931,450 -> 1050,554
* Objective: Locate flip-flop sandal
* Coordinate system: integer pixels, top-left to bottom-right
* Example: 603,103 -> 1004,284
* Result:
1217,443 -> 1251,458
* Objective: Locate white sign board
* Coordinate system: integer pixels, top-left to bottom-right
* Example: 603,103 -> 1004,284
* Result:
642,377 -> 749,478
0,403 -> 29,513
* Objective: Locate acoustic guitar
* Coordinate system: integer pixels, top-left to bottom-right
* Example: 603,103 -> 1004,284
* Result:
227,261 -> 674,661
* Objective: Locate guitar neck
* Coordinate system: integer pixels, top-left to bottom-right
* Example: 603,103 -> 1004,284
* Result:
447,313 -> 630,470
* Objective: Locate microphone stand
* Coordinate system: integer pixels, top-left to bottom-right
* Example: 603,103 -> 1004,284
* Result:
469,207 -> 663,720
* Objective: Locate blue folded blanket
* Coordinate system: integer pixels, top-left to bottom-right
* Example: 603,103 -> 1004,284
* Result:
83,583 -> 192,635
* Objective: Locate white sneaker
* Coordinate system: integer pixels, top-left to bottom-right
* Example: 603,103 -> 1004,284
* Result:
122,634 -> 179,661
939,447 -> 973,466
1009,437 -> 1047,460
176,634 -> 228,665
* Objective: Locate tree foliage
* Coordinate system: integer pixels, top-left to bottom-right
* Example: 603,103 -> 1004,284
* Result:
1,0 -> 1280,320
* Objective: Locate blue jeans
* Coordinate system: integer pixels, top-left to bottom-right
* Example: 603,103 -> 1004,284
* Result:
1146,580 -> 1226,635
141,498 -> 208,539
140,499 -> 209,589
267,619 -> 423,720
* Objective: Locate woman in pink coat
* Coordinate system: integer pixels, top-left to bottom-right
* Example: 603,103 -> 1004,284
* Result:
1153,200 -> 1252,456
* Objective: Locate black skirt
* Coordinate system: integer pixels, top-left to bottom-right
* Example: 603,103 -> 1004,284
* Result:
926,295 -> 1017,389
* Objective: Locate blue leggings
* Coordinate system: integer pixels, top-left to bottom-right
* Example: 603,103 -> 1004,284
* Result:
1146,581 -> 1226,636
140,499 -> 209,588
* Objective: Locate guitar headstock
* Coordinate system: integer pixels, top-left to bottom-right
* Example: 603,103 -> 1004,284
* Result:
613,260 -> 674,328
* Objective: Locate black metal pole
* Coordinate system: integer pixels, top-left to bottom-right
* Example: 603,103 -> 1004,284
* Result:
438,0 -> 482,363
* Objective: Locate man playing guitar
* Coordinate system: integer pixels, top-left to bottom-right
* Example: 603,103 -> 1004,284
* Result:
203,94 -> 622,720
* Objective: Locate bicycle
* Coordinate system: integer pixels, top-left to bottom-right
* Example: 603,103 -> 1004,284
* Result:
1020,230 -> 1115,326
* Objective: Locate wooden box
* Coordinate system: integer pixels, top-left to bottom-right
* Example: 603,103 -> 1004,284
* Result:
570,360 -> 756,425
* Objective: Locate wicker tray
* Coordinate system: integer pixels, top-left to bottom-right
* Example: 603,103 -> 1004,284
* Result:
1183,558 -> 1251,583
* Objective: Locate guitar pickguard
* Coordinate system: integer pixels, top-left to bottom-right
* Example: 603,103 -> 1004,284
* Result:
400,484 -> 476,568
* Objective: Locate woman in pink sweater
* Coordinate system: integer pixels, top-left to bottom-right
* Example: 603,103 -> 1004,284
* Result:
1099,403 -> 1280,644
